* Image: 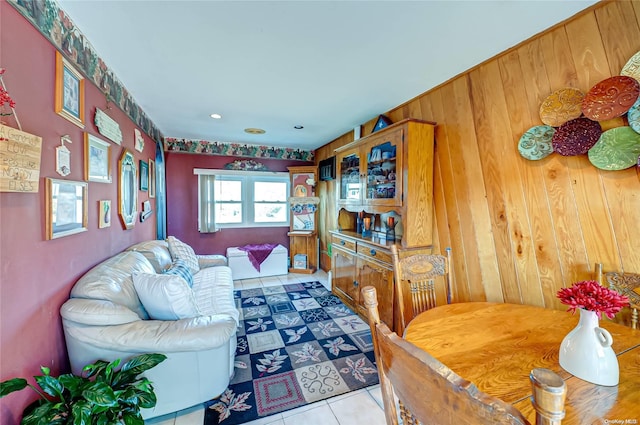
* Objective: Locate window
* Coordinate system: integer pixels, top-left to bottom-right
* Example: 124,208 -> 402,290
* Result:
195,169 -> 289,231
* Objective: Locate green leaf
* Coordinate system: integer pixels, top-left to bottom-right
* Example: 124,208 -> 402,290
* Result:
120,354 -> 166,376
71,400 -> 92,425
0,378 -> 28,397
82,381 -> 117,407
136,390 -> 157,409
122,410 -> 144,425
34,374 -> 64,399
58,374 -> 85,398
21,401 -> 66,425
82,359 -> 111,379
113,354 -> 166,387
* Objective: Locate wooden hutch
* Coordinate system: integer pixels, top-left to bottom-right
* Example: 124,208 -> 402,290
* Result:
330,118 -> 436,332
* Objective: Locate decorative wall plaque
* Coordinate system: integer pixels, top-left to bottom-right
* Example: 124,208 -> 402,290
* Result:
0,123 -> 42,193
95,108 -> 123,145
134,128 -> 144,152
56,135 -> 72,176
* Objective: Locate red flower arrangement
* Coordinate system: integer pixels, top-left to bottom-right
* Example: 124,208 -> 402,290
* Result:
0,68 -> 17,116
557,280 -> 629,319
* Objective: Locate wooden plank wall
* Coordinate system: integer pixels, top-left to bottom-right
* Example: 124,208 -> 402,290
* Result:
315,0 -> 640,312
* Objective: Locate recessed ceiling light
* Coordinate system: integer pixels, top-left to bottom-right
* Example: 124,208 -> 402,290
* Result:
294,125 -> 304,130
210,113 -> 222,119
244,128 -> 266,134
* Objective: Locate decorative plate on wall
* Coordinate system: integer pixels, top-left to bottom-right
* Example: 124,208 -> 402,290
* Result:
621,50 -> 640,83
588,126 -> 640,171
539,87 -> 584,127
581,76 -> 640,121
627,96 -> 640,135
518,125 -> 555,160
551,118 -> 602,156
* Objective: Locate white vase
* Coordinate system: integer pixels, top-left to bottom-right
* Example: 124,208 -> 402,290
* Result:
559,308 -> 619,386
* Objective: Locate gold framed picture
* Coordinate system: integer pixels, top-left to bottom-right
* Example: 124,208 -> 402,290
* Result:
55,51 -> 85,128
84,133 -> 111,183
46,178 -> 88,239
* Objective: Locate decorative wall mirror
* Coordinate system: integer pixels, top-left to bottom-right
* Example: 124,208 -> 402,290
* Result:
118,149 -> 138,229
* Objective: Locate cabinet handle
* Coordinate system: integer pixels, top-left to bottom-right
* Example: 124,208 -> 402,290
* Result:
370,249 -> 376,256
353,281 -> 359,287
340,240 -> 345,246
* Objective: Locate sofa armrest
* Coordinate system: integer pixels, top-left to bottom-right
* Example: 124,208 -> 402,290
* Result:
63,314 -> 237,353
61,299 -> 142,325
197,254 -> 228,269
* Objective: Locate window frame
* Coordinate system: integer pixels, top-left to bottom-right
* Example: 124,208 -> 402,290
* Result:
195,168 -> 290,229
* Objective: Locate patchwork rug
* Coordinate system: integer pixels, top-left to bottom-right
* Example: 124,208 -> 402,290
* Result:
204,281 -> 379,424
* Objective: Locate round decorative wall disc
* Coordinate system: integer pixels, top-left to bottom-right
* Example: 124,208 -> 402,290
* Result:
621,50 -> 640,83
518,125 -> 555,160
582,76 -> 640,121
552,118 -> 602,156
539,87 -> 584,127
588,126 -> 640,171
627,96 -> 640,135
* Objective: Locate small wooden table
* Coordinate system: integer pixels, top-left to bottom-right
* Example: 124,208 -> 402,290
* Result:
403,302 -> 640,424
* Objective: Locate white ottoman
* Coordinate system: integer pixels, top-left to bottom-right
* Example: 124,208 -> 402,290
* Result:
226,244 -> 288,280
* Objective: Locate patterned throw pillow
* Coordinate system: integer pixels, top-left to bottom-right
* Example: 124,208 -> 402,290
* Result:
166,236 -> 199,274
163,259 -> 194,288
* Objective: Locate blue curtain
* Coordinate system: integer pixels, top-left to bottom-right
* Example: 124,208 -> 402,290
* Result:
155,141 -> 167,240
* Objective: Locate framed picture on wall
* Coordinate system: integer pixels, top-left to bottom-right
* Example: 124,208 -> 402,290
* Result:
139,160 -> 149,192
148,159 -> 156,198
46,178 -> 88,239
84,133 -> 111,183
54,51 -> 85,128
98,200 -> 111,228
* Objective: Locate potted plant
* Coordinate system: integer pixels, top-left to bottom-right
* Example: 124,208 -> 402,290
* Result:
0,353 -> 166,425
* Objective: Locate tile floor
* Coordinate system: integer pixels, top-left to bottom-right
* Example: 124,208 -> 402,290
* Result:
146,270 -> 387,425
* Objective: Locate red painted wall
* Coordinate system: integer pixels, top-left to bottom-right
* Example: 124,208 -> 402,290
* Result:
165,152 -> 313,255
0,4 -> 157,421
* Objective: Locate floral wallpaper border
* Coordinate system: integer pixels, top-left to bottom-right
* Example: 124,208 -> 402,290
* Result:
8,0 -> 163,142
9,0 -> 316,161
164,138 -> 314,162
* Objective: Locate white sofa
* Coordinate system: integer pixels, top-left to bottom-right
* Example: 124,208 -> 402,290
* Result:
59,239 -> 238,419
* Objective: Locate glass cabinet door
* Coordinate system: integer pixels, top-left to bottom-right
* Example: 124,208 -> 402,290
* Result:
338,151 -> 361,202
365,135 -> 401,205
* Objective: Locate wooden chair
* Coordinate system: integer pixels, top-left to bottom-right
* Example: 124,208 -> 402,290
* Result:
391,245 -> 452,335
362,285 -> 567,425
595,262 -> 640,329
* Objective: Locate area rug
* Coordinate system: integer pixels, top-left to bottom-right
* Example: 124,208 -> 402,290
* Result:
204,281 -> 379,424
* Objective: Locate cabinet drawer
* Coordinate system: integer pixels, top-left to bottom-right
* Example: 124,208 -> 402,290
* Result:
333,235 -> 356,252
357,243 -> 392,264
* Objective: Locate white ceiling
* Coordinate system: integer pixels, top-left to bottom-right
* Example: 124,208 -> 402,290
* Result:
58,0 -> 598,151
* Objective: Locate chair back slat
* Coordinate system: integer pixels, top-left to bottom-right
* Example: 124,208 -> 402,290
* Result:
392,245 -> 452,335
596,262 -> 640,330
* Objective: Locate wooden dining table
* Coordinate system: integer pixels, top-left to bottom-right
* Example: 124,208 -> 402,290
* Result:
403,302 -> 640,424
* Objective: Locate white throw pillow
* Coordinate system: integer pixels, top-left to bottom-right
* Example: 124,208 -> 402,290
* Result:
133,272 -> 202,320
166,236 -> 200,274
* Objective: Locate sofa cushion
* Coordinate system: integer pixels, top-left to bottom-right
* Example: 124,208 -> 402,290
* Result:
127,240 -> 173,273
192,266 -> 239,323
163,259 -> 194,288
133,273 -> 202,320
167,236 -> 200,274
